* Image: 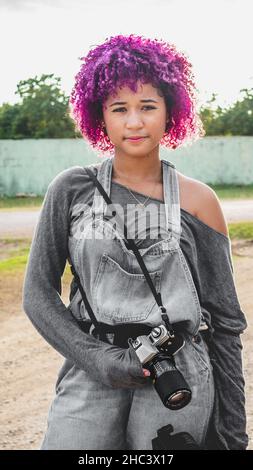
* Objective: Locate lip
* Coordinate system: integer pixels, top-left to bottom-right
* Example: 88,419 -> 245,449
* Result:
126,136 -> 148,141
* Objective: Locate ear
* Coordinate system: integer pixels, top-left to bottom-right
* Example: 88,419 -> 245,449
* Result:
101,121 -> 107,135
165,114 -> 170,129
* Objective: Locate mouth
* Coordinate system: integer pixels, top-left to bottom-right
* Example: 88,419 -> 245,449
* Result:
125,136 -> 148,142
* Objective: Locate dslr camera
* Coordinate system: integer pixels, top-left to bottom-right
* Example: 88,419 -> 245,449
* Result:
128,323 -> 192,410
152,424 -> 202,450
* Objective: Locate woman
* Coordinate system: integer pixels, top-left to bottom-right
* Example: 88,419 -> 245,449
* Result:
22,34 -> 248,450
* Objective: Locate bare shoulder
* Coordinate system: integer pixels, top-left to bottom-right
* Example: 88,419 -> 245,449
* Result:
176,170 -> 229,237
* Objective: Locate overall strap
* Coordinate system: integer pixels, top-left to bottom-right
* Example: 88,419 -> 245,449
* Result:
84,167 -> 174,335
69,263 -> 108,342
162,159 -> 181,241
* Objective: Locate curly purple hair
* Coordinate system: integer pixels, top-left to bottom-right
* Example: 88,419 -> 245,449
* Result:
69,34 -> 205,156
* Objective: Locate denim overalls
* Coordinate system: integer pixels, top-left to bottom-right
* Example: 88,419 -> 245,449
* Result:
40,157 -> 215,450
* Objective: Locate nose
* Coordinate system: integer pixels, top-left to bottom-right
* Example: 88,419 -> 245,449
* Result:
125,112 -> 144,128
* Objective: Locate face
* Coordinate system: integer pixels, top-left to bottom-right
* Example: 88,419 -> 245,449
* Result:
102,81 -> 169,158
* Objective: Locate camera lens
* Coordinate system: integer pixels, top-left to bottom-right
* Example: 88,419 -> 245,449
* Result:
152,355 -> 192,410
170,392 -> 186,404
166,390 -> 192,410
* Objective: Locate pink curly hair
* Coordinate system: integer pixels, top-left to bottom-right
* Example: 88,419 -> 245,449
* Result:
69,33 -> 205,156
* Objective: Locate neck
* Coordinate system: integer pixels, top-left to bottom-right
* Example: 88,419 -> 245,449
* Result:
112,153 -> 162,184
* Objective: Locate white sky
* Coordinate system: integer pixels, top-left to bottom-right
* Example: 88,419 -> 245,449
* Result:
0,0 -> 252,109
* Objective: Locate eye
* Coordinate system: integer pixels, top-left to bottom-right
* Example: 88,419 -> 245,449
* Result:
112,106 -> 157,112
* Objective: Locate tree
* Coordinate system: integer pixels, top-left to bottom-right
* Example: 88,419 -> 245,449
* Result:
0,102 -> 21,139
200,88 -> 253,136
219,88 -> 253,135
0,73 -> 80,139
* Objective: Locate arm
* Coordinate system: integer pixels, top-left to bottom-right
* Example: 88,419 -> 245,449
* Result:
22,168 -> 148,389
206,330 -> 247,450
193,185 -> 248,449
204,245 -> 248,450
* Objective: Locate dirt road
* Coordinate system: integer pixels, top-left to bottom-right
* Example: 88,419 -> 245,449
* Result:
0,239 -> 252,450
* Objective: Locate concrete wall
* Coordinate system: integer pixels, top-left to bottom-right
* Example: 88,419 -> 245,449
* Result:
0,136 -> 252,196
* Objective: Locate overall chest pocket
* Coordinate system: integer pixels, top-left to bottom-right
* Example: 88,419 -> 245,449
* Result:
92,254 -> 162,323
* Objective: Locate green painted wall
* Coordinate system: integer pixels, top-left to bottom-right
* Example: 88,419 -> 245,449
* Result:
0,137 -> 252,196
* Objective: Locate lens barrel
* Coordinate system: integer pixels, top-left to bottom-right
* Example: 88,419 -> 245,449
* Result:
151,355 -> 192,410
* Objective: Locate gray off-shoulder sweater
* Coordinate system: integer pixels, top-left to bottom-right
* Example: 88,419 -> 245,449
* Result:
22,163 -> 248,450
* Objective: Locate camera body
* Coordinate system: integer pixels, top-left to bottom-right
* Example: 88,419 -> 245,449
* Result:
129,324 -> 184,363
152,424 -> 203,450
128,324 -> 192,410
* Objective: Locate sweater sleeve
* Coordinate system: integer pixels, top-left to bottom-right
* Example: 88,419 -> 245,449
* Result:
22,168 -> 149,389
192,225 -> 248,450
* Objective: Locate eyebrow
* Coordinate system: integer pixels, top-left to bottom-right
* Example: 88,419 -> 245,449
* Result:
109,99 -> 158,107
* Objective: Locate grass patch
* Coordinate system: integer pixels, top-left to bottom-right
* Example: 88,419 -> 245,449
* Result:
0,239 -> 30,273
209,184 -> 253,199
0,196 -> 43,210
0,254 -> 29,273
228,221 -> 253,239
0,238 -> 74,275
0,255 -> 74,275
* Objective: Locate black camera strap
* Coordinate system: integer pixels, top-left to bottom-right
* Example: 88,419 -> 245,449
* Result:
69,166 -> 175,338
